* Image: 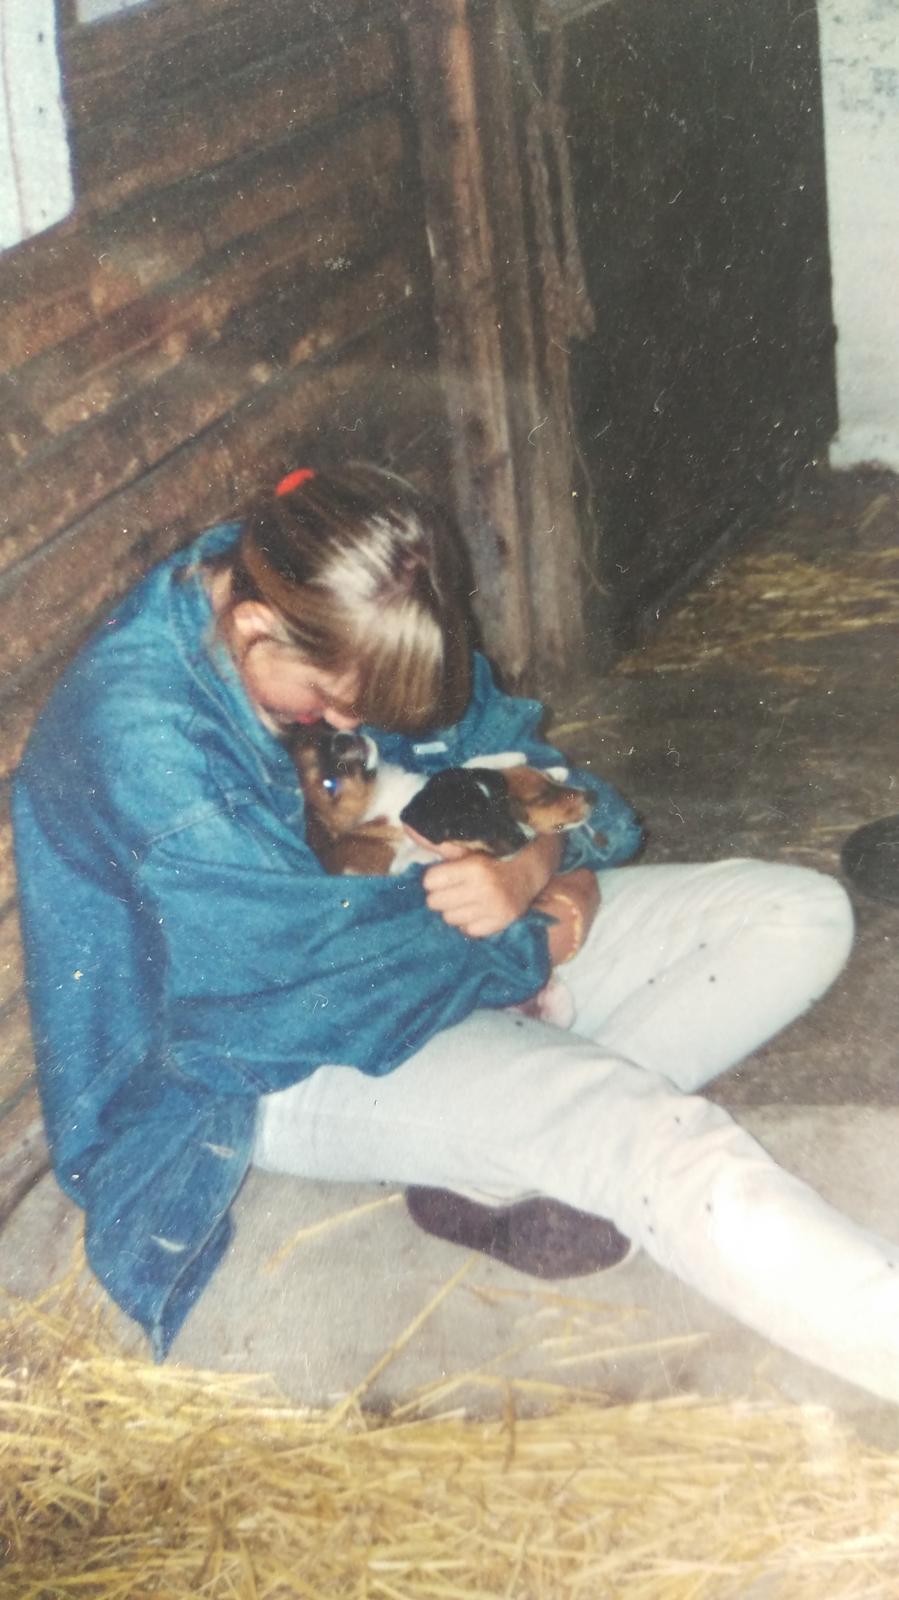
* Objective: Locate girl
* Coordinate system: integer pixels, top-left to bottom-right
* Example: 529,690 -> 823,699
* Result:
13,463 -> 899,1400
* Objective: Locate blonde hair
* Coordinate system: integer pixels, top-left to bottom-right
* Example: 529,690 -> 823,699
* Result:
214,463 -> 473,734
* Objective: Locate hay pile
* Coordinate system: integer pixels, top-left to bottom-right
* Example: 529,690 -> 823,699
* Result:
617,547 -> 899,680
4,1269 -> 899,1599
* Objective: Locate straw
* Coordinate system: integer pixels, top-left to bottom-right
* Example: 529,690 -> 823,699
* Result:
617,546 -> 899,680
264,1193 -> 404,1273
3,1268 -> 899,1599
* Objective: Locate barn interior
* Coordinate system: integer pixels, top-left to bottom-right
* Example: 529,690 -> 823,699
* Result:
3,0 -> 899,1591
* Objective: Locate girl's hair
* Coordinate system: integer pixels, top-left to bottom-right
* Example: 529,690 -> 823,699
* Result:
212,462 -> 473,734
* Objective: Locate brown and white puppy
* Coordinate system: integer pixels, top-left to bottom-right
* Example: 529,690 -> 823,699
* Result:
291,727 -> 597,1031
292,725 -> 597,878
292,728 -> 403,877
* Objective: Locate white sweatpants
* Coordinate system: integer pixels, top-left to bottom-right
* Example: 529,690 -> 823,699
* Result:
255,859 -> 899,1404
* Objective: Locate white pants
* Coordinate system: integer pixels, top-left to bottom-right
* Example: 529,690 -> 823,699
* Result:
255,859 -> 899,1404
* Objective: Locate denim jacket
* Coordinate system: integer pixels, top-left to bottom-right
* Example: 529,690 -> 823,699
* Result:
12,525 -> 642,1355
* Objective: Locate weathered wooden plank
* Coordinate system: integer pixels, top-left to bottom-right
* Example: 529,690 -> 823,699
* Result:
74,29 -> 398,215
0,743 -> 41,1207
0,805 -> 15,905
0,793 -> 21,1000
0,305 -> 433,686
0,907 -> 24,1017
200,105 -> 411,258
64,0 -> 375,75
405,0 -> 532,684
0,1002 -> 34,1094
0,206 -> 204,384
0,102 -> 409,391
0,381 -> 48,472
0,676 -> 49,787
0,413 -> 142,581
62,0 -> 294,54
0,1088 -> 48,1228
129,247 -> 417,463
65,0 -> 382,128
9,112 -> 406,444
471,0 -> 590,687
0,235 -> 421,580
0,231 -> 99,382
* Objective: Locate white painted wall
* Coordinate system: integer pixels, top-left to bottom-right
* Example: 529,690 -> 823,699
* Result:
76,0 -> 146,22
818,0 -> 899,470
0,0 -> 72,249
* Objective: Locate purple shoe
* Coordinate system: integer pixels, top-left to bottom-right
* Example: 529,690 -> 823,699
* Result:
405,1188 -> 634,1278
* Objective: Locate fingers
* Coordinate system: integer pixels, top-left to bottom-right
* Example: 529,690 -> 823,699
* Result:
422,857 -> 489,892
430,841 -> 471,862
422,855 -> 524,937
426,888 -> 513,934
422,858 -> 504,912
402,825 -> 469,861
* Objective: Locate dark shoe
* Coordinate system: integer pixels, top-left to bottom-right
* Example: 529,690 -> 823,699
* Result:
842,816 -> 899,903
405,1187 -> 634,1278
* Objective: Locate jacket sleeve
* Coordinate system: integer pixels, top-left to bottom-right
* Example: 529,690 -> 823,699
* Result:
456,655 -> 644,871
137,800 -> 552,1097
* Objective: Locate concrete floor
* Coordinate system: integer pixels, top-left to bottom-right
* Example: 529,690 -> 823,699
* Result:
4,465 -> 899,1437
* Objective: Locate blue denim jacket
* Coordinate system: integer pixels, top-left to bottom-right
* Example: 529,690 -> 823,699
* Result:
12,525 -> 642,1356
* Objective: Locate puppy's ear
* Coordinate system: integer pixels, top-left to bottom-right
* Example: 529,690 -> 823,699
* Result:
502,765 -> 550,811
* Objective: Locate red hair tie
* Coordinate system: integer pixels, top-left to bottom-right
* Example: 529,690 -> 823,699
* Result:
275,468 -> 316,497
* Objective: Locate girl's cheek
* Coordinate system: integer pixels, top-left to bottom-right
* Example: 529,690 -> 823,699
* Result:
242,658 -> 317,718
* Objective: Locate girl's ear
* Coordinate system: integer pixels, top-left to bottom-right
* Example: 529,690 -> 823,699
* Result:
230,599 -> 283,646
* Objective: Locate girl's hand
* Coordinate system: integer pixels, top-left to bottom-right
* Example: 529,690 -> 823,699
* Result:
534,869 -> 601,965
418,833 -> 563,938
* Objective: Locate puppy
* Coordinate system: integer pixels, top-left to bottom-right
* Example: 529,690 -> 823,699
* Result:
292,725 -> 597,876
292,726 -> 598,1029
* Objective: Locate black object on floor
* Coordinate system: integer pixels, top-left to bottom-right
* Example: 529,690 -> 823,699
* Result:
841,817 -> 899,904
405,1187 -> 633,1278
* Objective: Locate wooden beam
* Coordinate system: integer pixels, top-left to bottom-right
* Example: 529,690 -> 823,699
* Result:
469,0 -> 590,687
404,0 -> 532,684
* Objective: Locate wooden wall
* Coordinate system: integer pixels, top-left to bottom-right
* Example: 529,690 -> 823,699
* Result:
0,0 -> 441,1212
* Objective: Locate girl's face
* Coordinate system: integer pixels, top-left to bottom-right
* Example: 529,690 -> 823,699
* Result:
242,639 -> 361,731
228,599 -> 360,732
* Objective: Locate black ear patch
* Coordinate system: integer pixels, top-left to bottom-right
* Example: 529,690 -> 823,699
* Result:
400,767 -> 528,855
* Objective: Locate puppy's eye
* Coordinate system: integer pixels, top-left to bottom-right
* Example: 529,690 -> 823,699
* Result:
322,777 -> 339,794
